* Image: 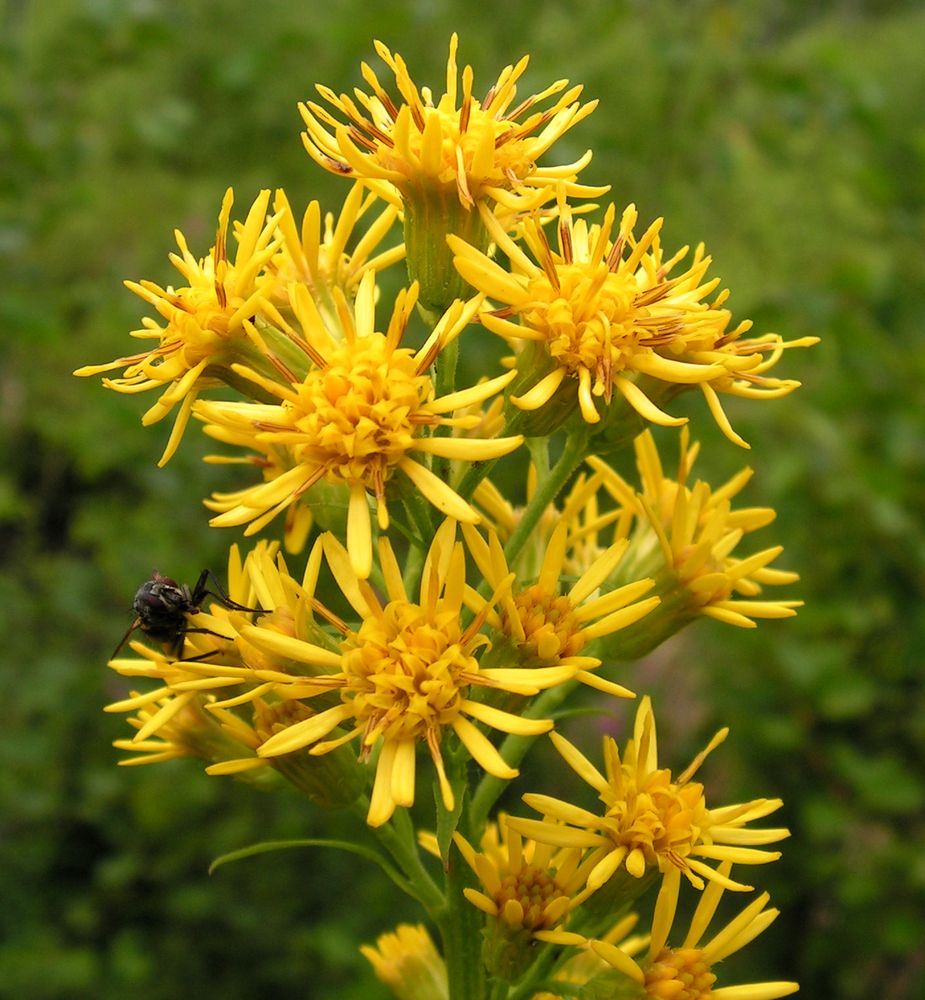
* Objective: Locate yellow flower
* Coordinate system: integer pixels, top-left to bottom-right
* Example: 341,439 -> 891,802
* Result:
451,199 -> 817,442
591,863 -> 800,1000
196,271 -> 522,578
74,189 -> 287,464
588,428 -> 802,656
462,520 -> 658,697
453,813 -> 600,981
300,34 -> 602,311
301,34 -> 599,214
509,697 -> 789,895
246,521 -> 578,827
360,924 -> 448,1000
454,813 -> 596,937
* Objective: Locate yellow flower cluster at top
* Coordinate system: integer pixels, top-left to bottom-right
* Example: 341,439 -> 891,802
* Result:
79,34 -> 809,1000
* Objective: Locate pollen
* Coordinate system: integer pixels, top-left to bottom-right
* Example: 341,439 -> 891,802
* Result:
522,262 -> 640,397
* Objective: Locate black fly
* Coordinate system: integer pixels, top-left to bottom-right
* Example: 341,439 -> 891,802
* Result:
111,569 -> 259,660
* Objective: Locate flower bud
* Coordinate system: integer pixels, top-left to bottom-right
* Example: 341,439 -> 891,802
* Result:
360,924 -> 448,1000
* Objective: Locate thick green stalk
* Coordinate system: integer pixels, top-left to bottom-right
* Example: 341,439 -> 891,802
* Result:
438,843 -> 487,1000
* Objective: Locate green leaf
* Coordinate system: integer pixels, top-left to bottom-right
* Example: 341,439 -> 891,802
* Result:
209,837 -> 416,898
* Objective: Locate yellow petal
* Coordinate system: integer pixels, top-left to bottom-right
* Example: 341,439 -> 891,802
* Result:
240,625 -> 343,669
258,703 -> 354,757
347,485 -> 373,580
460,699 -> 552,736
451,716 -> 517,779
398,457 -> 480,522
614,374 -> 687,426
511,367 -> 566,410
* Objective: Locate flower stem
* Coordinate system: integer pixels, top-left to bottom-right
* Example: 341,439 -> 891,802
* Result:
469,680 -> 578,834
438,841 -> 487,1000
488,979 -> 510,1000
502,428 -> 589,566
455,408 -> 526,504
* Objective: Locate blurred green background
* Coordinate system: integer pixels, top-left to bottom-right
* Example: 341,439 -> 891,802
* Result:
2,0 -> 923,997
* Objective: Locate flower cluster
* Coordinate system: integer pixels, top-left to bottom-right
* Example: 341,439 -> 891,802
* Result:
80,34 -> 811,1000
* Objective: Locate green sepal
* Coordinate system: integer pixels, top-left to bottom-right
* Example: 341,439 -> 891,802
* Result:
482,921 -> 541,983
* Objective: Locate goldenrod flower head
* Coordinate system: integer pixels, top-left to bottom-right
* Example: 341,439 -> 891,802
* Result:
454,814 -> 595,935
453,813 -> 600,981
360,924 -> 448,1000
511,697 -> 789,895
452,199 -> 816,443
268,182 -> 404,328
589,429 -> 802,656
196,271 -> 523,578
301,35 -> 602,312
247,521 -> 578,827
74,189 -> 286,464
301,34 -> 599,213
591,863 -> 799,1000
462,520 -> 657,698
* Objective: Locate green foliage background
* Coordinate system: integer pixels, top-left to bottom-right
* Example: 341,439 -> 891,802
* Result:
2,0 -> 923,997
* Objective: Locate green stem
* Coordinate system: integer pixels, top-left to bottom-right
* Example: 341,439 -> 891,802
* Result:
435,331 -> 459,397
398,516 -> 429,598
526,436 -> 550,484
469,680 -> 578,835
505,943 -> 564,1000
438,841 -> 487,1000
402,479 -> 437,545
488,979 -> 510,1000
455,409 -> 526,504
502,428 -> 589,567
455,455 -> 499,505
433,335 -> 460,486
